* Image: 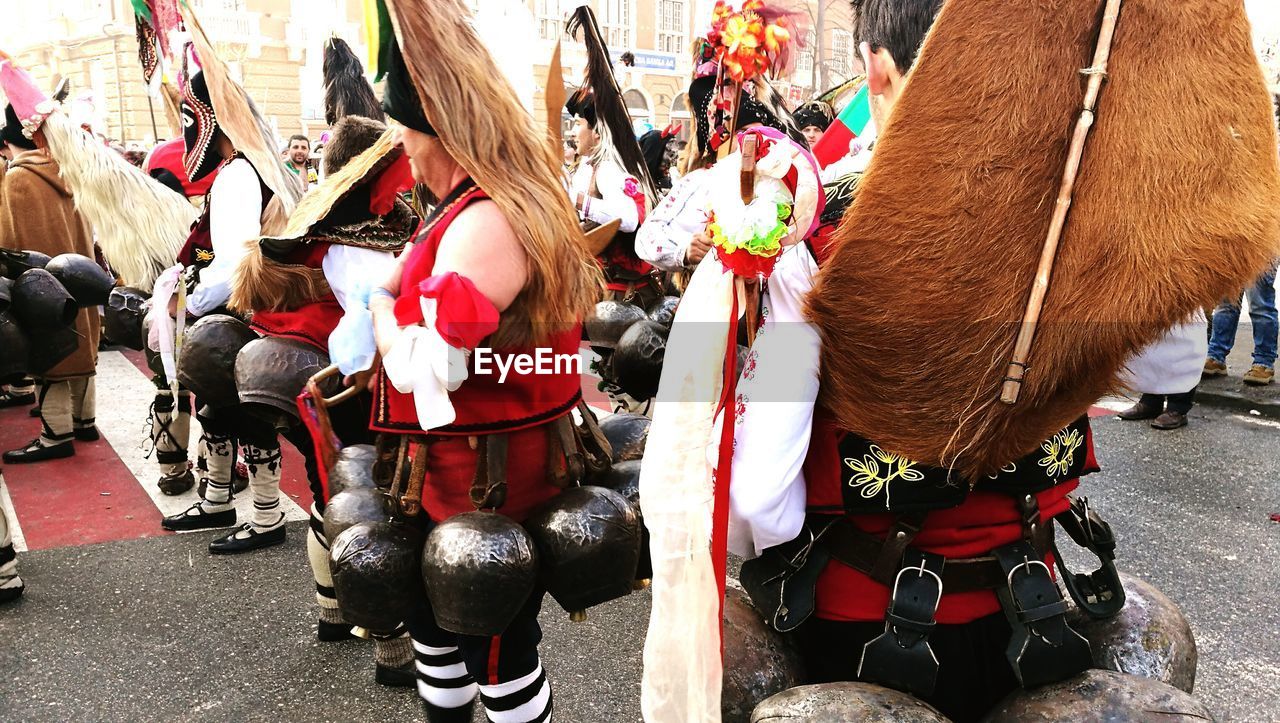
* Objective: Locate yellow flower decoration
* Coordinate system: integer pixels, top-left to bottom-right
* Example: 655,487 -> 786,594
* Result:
1038,428 -> 1083,478
844,445 -> 925,509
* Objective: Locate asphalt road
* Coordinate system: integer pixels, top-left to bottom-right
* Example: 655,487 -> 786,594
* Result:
1,409 -> 1278,722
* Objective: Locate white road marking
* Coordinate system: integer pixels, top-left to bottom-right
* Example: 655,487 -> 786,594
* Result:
0,473 -> 27,553
1230,413 -> 1280,429
94,351 -> 307,527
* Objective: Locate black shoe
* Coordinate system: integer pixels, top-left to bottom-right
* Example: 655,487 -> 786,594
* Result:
161,502 -> 236,532
318,619 -> 357,642
375,662 -> 417,688
158,469 -> 196,496
0,585 -> 23,604
423,700 -> 476,723
1116,401 -> 1162,421
0,391 -> 34,408
1150,411 -> 1188,430
74,426 -> 100,442
208,523 -> 286,554
3,439 -> 74,464
28,405 -> 40,418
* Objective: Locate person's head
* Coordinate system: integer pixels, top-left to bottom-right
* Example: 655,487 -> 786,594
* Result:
794,101 -> 834,148
853,0 -> 945,129
286,134 -> 310,165
1,105 -> 37,154
571,116 -> 599,157
562,139 -> 577,165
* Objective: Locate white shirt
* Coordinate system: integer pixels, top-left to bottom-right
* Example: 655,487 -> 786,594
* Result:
187,158 -> 261,316
570,158 -> 642,233
635,168 -> 712,272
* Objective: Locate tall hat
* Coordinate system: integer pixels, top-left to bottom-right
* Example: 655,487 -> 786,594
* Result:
564,4 -> 657,205
0,57 -> 196,291
807,0 -> 1280,479
793,100 -> 834,131
180,70 -> 221,183
376,0 -> 601,348
323,36 -> 384,126
179,1 -> 304,219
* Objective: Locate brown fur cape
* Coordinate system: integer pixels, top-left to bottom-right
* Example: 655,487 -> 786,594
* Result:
807,0 -> 1280,480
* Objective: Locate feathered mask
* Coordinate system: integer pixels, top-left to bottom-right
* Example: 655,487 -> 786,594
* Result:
324,36 -> 384,126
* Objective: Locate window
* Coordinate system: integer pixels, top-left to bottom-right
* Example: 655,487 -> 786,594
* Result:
656,0 -> 686,55
797,29 -> 816,73
535,0 -> 562,42
670,93 -> 691,143
624,88 -> 651,125
831,29 -> 854,78
599,0 -> 632,51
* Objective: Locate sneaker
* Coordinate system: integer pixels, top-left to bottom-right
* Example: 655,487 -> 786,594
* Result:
161,501 -> 236,532
3,438 -> 74,464
0,391 -> 34,408
1243,365 -> 1275,386
1202,358 -> 1228,378
1150,411 -> 1188,430
208,523 -> 286,554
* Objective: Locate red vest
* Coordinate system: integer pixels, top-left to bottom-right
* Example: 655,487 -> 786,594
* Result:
248,243 -> 344,351
370,178 -> 583,436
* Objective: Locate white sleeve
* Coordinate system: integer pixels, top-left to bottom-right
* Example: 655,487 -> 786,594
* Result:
726,245 -> 821,558
635,171 -> 708,272
584,162 -> 642,233
187,160 -> 262,316
321,244 -> 399,312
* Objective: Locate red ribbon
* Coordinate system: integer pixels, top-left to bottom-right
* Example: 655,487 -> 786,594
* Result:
711,287 -> 741,653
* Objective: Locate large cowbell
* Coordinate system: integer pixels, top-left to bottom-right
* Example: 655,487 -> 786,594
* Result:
611,319 -> 667,401
0,249 -> 51,279
329,520 -> 426,632
591,459 -> 651,584
598,412 -> 650,463
585,299 -> 647,350
323,487 -> 393,545
420,511 -> 540,637
45,253 -> 115,306
103,286 -> 149,351
11,269 -> 76,330
524,485 -> 641,618
236,336 -> 341,430
177,314 -> 257,409
328,444 -> 377,497
0,311 -> 31,383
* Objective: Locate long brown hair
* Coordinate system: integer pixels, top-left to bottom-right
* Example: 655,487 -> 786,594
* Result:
385,0 -> 602,348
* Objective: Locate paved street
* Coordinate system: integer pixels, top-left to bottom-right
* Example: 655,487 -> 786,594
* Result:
1,346 -> 1278,722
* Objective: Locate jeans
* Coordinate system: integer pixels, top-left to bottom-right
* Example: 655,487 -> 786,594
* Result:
1207,267 -> 1278,368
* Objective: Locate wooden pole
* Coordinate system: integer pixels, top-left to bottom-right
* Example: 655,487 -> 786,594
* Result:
999,0 -> 1123,405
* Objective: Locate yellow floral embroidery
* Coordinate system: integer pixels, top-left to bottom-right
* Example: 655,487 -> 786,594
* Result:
195,248 -> 215,262
1038,428 -> 1083,477
844,445 -> 925,509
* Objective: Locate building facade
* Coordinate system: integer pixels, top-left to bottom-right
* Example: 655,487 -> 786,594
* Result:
0,0 -> 366,145
0,0 -> 860,146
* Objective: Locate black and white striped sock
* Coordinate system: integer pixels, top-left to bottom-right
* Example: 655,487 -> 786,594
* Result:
479,663 -> 553,723
413,640 -> 478,710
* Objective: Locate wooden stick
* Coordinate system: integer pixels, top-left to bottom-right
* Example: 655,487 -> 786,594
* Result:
999,0 -> 1124,405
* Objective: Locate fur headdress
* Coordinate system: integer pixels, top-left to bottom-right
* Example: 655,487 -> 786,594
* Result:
807,0 -> 1280,480
565,5 -> 657,207
380,0 -> 602,348
0,58 -> 195,291
324,36 -> 384,126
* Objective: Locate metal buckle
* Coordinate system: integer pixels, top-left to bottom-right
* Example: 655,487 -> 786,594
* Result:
1007,556 -> 1053,591
892,561 -> 943,623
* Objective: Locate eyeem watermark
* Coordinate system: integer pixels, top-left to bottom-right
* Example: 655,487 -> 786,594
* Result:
473,348 -> 583,383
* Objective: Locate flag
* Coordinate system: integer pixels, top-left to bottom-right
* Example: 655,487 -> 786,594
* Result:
811,82 -> 873,168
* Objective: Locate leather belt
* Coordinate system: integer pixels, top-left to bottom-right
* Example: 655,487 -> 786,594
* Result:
820,517 -> 1055,594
